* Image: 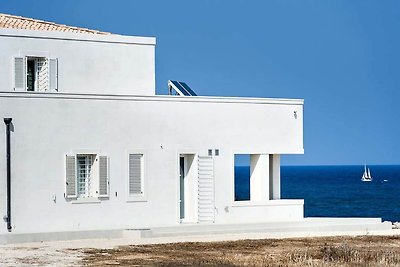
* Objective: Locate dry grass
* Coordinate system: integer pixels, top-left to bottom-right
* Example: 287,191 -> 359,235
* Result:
81,235 -> 400,266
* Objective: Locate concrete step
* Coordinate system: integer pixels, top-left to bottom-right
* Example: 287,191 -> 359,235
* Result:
140,218 -> 392,238
0,229 -> 125,244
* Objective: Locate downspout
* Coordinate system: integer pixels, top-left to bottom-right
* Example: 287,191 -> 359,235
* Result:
4,118 -> 12,232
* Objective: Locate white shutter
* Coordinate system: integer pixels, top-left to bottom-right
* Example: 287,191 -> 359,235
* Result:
14,57 -> 26,91
198,156 -> 215,223
129,154 -> 143,195
65,155 -> 77,198
98,156 -> 109,197
49,58 -> 58,91
37,58 -> 49,92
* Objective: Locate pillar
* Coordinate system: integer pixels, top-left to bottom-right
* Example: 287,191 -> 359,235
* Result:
250,154 -> 269,201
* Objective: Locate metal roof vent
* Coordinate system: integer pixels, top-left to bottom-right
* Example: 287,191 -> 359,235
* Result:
168,80 -> 197,96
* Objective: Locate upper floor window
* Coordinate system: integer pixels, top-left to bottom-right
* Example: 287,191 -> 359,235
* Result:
26,57 -> 47,91
14,57 -> 58,92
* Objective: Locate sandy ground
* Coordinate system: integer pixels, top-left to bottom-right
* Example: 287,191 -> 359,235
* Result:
1,230 -> 400,266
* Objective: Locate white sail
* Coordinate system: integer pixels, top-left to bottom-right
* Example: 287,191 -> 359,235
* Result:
361,165 -> 372,182
362,165 -> 367,179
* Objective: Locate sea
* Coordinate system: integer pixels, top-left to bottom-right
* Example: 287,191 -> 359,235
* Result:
235,165 -> 400,222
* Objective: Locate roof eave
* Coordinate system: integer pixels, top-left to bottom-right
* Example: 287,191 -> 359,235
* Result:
0,28 -> 156,45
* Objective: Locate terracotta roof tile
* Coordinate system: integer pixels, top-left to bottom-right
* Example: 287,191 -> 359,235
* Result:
0,13 -> 110,35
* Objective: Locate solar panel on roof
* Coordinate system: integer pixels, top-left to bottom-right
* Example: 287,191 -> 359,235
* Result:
168,80 -> 197,96
170,80 -> 190,96
178,82 -> 197,96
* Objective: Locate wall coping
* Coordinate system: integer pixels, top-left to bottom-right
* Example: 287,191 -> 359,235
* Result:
232,199 -> 304,207
0,91 -> 304,105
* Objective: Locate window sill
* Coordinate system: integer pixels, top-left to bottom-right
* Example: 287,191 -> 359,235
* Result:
71,198 -> 101,204
126,194 -> 147,202
231,199 -> 304,207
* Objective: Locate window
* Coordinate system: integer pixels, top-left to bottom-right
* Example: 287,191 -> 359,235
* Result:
26,57 -> 49,91
128,154 -> 144,196
234,154 -> 272,202
14,57 -> 58,92
26,59 -> 36,91
234,154 -> 251,201
77,155 -> 95,198
65,154 -> 109,199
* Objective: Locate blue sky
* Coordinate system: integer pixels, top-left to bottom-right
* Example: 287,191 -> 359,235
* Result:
2,0 -> 400,165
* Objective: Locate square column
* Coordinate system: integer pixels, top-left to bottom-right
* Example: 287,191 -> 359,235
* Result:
250,154 -> 270,201
269,154 -> 281,200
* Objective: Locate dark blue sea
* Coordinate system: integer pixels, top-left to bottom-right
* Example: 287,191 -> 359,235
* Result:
235,165 -> 400,222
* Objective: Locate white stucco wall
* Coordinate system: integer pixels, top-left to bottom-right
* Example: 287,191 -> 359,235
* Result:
0,29 -> 156,95
0,93 -> 303,233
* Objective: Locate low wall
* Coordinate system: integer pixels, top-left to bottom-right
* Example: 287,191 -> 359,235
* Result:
219,200 -> 304,223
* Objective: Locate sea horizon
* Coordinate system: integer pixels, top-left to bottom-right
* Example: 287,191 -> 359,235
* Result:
234,164 -> 400,167
282,164 -> 400,167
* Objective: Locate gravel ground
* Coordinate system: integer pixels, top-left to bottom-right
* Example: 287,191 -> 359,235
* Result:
0,245 -> 82,267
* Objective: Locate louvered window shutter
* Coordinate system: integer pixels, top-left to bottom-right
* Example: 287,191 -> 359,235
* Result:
37,58 -> 49,92
14,57 -> 26,91
129,154 -> 143,195
49,58 -> 58,91
98,156 -> 109,197
65,155 -> 77,198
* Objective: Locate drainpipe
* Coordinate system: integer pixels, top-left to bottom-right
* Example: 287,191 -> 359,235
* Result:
4,118 -> 12,232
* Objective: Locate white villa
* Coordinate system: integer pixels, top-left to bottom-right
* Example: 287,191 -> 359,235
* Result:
0,14 -> 390,242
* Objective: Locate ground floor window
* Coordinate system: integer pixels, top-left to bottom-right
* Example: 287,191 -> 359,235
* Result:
77,154 -> 95,198
65,154 -> 109,199
234,154 -> 251,201
128,154 -> 144,196
234,154 -> 275,202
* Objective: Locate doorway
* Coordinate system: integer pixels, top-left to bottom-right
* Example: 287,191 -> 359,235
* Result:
179,154 -> 197,223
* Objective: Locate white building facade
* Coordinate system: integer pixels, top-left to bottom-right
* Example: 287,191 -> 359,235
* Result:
0,17 -> 304,235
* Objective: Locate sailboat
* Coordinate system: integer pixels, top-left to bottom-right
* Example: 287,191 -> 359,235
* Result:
361,165 -> 372,182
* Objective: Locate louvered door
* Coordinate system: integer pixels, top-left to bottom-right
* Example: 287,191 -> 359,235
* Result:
197,156 -> 215,223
